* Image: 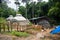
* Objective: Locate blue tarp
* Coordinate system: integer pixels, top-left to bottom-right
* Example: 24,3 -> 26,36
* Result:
50,25 -> 60,34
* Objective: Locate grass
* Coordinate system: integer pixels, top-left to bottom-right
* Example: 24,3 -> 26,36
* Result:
1,31 -> 30,37
11,31 -> 30,37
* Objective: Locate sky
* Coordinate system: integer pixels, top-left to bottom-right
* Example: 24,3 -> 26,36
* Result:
7,0 -> 48,10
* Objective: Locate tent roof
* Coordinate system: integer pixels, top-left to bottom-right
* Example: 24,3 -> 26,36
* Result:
6,15 -> 14,21
6,14 -> 30,25
13,14 -> 26,21
29,16 -> 50,21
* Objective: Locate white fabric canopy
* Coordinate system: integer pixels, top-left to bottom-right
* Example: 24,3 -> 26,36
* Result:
6,14 -> 30,25
6,15 -> 14,21
13,14 -> 30,25
13,14 -> 26,21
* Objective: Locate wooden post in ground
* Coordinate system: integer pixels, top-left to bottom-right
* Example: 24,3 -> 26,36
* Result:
3,23 -> 5,32
11,22 -> 13,32
7,22 -> 10,32
0,23 -> 1,32
17,22 -> 19,31
7,24 -> 10,32
10,21 -> 13,31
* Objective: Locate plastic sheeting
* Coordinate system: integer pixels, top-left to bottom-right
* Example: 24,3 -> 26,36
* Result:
50,25 -> 60,34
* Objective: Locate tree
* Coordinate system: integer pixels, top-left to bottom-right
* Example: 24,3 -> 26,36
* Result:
14,0 -> 20,14
0,1 -> 16,18
18,1 -> 49,18
48,7 -> 59,18
21,0 -> 32,18
18,0 -> 60,25
18,6 -> 26,17
48,0 -> 60,24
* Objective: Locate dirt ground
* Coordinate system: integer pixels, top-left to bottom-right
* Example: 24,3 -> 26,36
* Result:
0,29 -> 60,40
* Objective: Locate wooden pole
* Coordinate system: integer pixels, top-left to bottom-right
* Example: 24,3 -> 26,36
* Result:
17,22 -> 19,31
11,22 -> 12,31
0,23 -> 1,32
3,24 -> 5,32
7,22 -> 10,32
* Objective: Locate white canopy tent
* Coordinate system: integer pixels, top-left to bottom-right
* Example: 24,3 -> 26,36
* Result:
13,14 -> 26,21
6,15 -> 14,31
6,15 -> 14,21
13,14 -> 30,25
6,14 -> 30,25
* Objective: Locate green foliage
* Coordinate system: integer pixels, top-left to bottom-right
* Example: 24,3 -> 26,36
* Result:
0,2 -> 16,18
18,1 -> 49,19
1,31 -> 30,37
0,0 -> 60,25
11,31 -> 30,37
55,2 -> 60,8
48,7 -> 59,16
18,0 -> 60,25
18,6 -> 26,17
0,17 -> 6,23
29,22 -> 32,25
48,1 -> 60,24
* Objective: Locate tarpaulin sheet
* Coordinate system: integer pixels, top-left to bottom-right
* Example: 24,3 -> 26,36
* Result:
50,25 -> 60,34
